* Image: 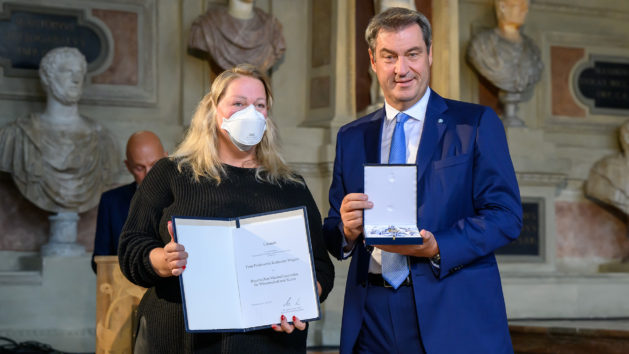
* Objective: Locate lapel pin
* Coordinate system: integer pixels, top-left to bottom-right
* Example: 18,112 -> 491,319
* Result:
437,118 -> 444,124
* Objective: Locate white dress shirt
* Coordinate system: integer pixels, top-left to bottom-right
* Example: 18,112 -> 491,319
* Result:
368,88 -> 430,273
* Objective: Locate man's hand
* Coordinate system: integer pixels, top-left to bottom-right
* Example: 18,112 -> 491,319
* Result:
375,229 -> 439,258
340,193 -> 373,247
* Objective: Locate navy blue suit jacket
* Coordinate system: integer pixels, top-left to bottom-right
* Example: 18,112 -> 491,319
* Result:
323,91 -> 522,353
91,182 -> 136,272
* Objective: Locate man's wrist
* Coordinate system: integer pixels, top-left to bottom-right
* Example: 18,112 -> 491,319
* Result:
343,235 -> 355,249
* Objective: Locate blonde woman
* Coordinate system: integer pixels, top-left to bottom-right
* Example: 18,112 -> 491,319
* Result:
119,64 -> 334,354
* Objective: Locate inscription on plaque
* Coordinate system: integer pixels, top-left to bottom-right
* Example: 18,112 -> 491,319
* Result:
496,201 -> 540,256
576,56 -> 629,114
0,4 -> 108,77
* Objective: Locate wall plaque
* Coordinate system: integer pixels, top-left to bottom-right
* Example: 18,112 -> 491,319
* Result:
575,55 -> 629,115
0,3 -> 108,77
496,199 -> 543,259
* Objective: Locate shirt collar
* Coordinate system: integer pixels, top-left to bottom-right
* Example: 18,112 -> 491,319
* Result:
384,87 -> 431,122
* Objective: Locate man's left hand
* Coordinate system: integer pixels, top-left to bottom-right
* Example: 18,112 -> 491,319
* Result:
375,229 -> 439,258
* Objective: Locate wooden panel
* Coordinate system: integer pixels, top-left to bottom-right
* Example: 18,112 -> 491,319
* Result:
511,325 -> 629,354
95,255 -> 146,354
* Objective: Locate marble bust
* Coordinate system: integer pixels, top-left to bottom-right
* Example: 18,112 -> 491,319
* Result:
188,0 -> 286,72
467,0 -> 543,93
586,121 -> 629,217
374,0 -> 416,12
0,47 -> 119,213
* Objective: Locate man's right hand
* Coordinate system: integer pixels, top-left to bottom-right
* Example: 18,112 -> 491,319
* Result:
340,193 -> 373,247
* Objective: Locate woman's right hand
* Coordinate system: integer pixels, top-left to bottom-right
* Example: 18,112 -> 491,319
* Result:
149,221 -> 188,277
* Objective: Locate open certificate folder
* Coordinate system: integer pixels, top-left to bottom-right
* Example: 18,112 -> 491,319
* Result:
172,207 -> 320,332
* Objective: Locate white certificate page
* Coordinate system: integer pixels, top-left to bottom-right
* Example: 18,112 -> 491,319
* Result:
175,218 -> 243,331
235,209 -> 319,329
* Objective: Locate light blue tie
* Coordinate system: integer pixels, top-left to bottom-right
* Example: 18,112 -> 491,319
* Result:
381,112 -> 411,289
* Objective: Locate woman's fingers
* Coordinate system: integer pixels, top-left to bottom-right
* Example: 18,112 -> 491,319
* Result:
270,315 -> 306,333
167,220 -> 174,242
292,316 -> 306,331
279,315 -> 293,333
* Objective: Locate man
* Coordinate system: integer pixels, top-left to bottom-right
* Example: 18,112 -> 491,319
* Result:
91,131 -> 166,272
323,7 -> 522,353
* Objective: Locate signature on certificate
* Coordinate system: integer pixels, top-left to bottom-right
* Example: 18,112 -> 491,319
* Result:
283,297 -> 301,307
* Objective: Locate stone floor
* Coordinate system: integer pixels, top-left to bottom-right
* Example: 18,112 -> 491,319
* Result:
307,348 -> 339,354
510,318 -> 629,331
308,319 -> 629,354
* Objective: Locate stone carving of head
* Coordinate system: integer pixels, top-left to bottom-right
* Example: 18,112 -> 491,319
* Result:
39,47 -> 87,105
376,0 -> 417,13
229,0 -> 255,19
495,0 -> 529,29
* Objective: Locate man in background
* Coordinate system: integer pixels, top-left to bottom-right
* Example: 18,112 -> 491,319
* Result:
91,131 -> 167,272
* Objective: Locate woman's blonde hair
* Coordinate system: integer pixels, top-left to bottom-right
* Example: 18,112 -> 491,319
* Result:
171,64 -> 301,185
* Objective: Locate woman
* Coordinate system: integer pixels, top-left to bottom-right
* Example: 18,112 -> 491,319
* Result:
118,64 -> 334,353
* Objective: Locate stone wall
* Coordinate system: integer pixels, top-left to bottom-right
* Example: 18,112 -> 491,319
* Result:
460,0 -> 629,271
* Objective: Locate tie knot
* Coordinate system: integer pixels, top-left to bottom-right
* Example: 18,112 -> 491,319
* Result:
396,112 -> 410,124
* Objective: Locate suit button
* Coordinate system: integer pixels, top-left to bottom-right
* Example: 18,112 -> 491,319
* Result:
450,265 -> 463,273
360,281 -> 366,287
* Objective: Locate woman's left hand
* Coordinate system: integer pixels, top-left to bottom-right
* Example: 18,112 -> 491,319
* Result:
270,281 -> 321,333
271,315 -> 306,333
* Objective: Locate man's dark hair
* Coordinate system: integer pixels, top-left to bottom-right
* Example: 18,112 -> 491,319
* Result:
365,7 -> 432,54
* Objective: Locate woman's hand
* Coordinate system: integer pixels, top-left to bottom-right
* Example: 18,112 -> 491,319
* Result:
271,315 -> 306,334
149,221 -> 188,277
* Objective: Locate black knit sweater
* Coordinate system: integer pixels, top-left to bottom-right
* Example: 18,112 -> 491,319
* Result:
118,158 -> 335,354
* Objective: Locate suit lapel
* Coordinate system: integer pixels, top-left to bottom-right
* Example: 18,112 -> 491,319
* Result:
416,91 -> 448,182
364,108 -> 385,164
355,108 -> 384,285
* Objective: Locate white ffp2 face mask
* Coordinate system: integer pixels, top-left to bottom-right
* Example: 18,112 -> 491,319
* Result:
220,104 -> 267,151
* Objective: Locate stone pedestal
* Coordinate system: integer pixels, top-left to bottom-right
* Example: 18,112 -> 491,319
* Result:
0,255 -> 96,352
41,212 -> 84,257
499,91 -> 526,127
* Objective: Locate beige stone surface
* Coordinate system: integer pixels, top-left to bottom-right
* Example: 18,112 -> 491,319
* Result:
555,200 -> 629,259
